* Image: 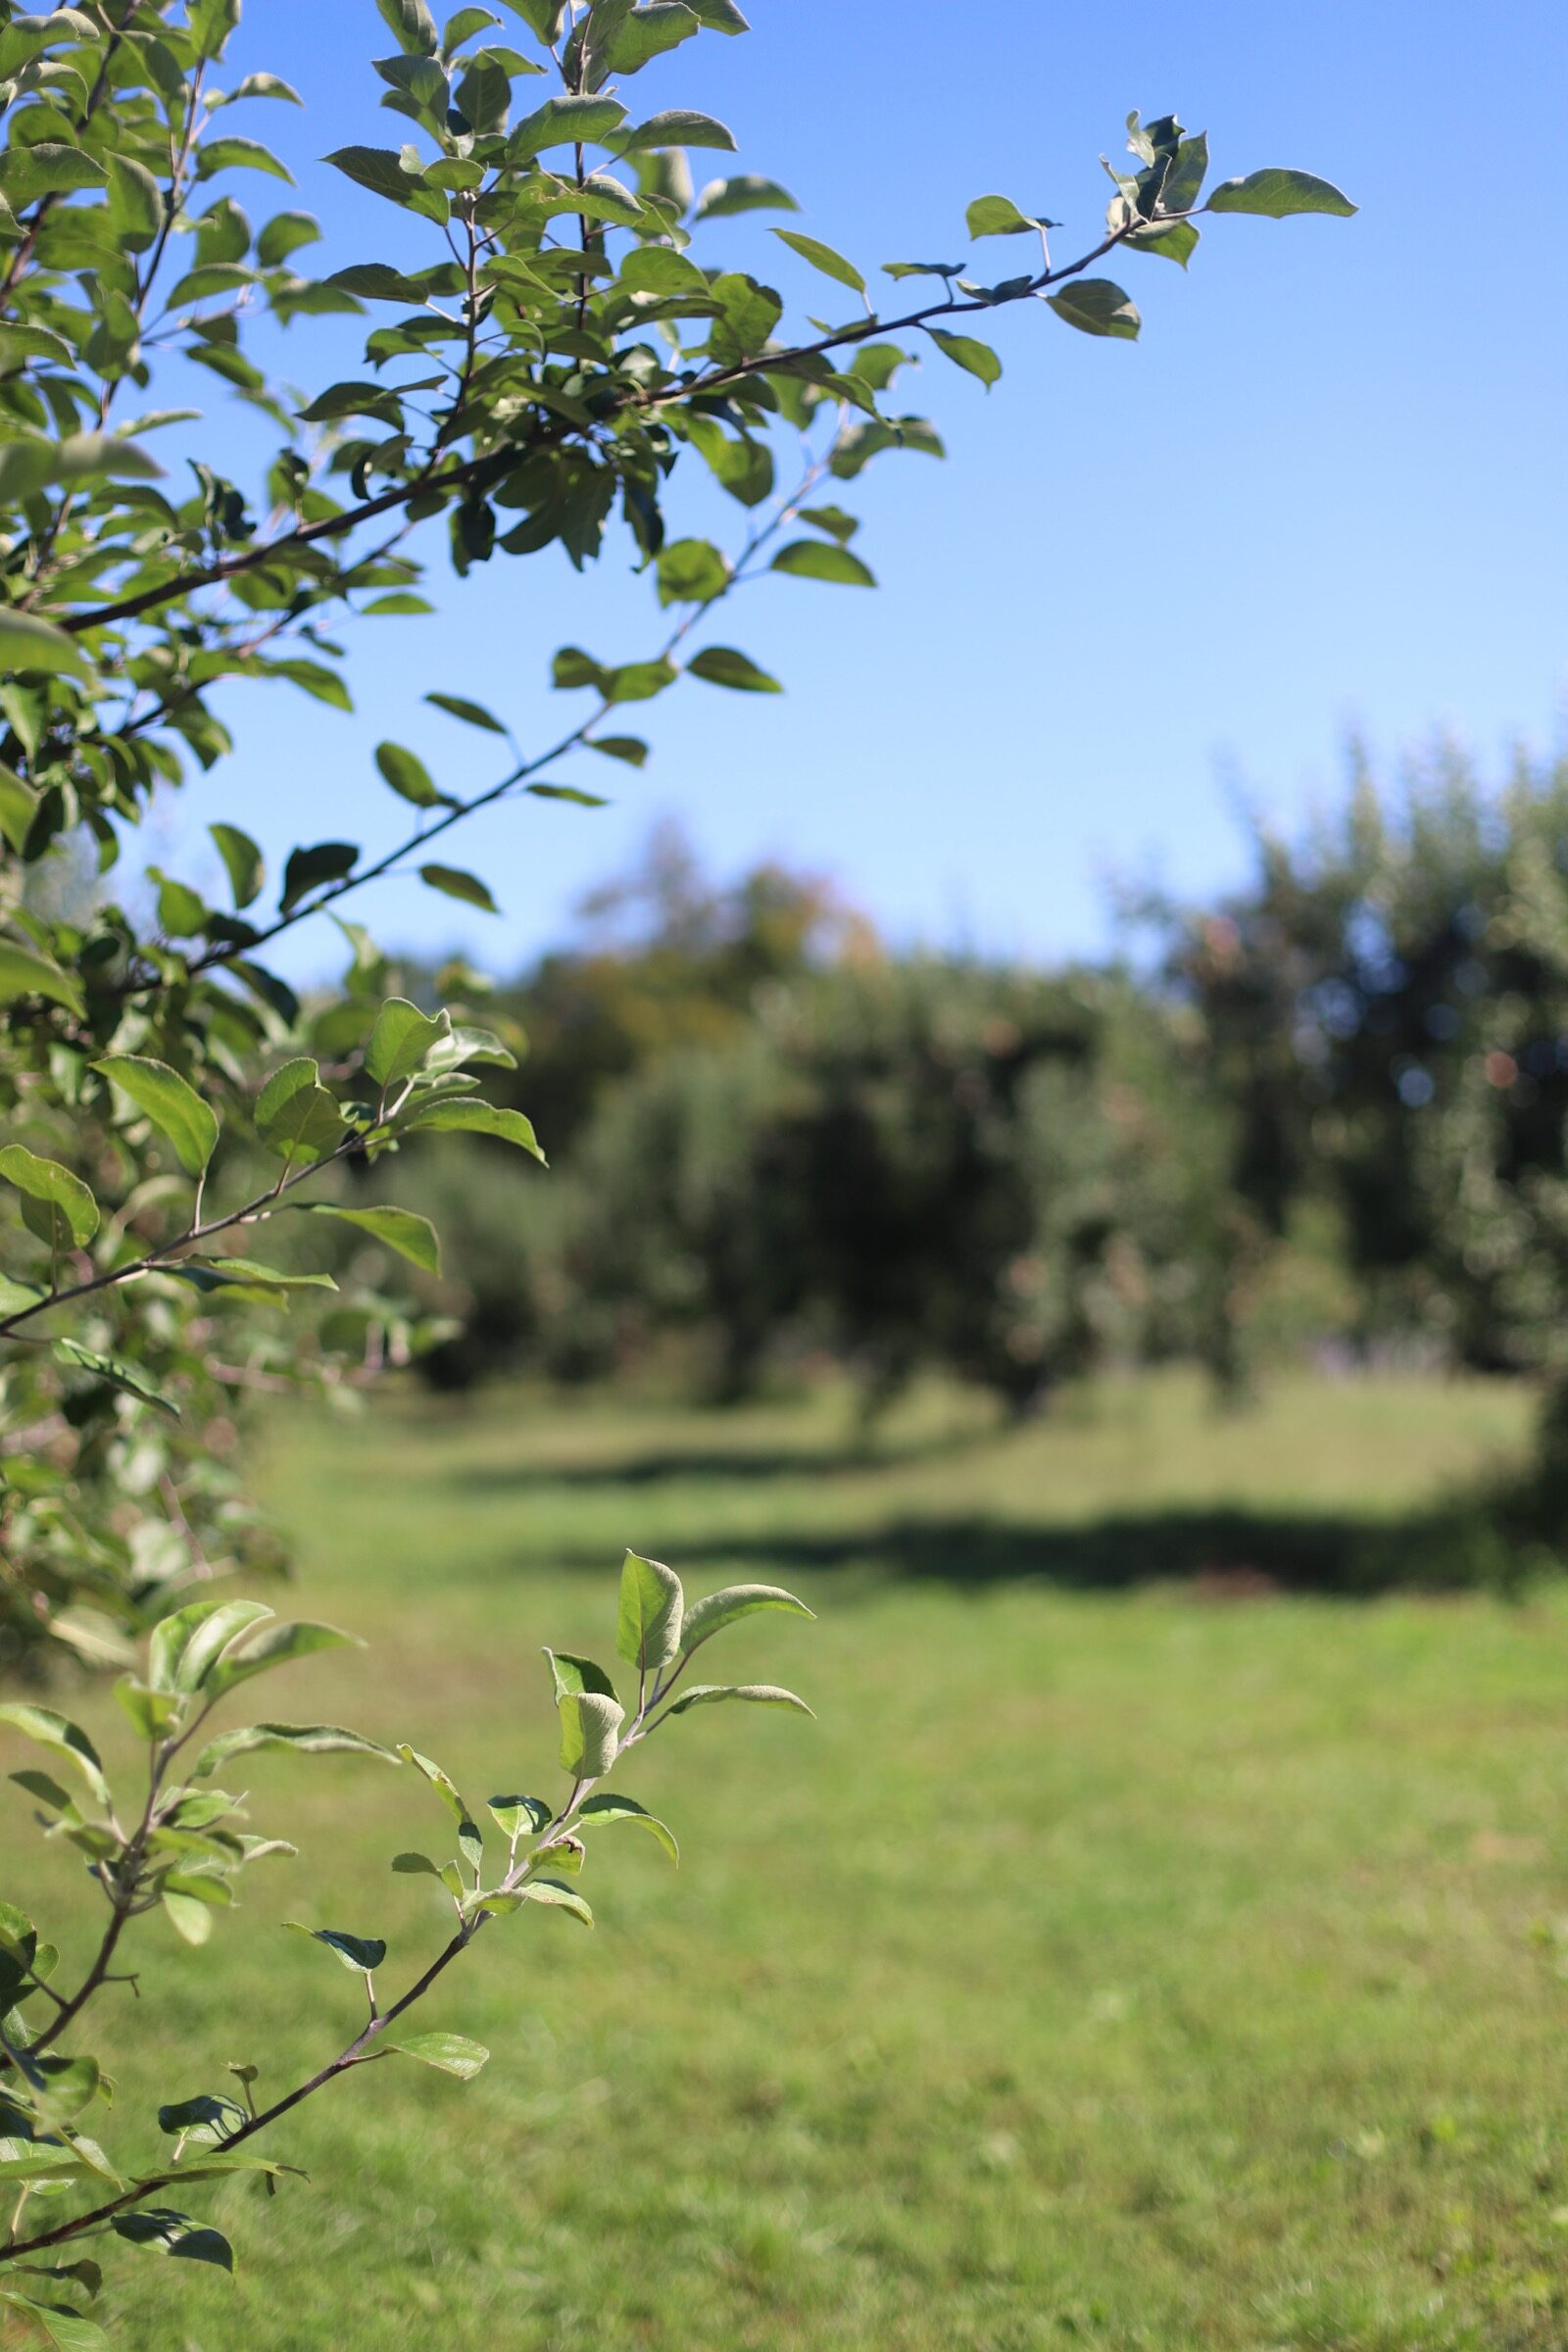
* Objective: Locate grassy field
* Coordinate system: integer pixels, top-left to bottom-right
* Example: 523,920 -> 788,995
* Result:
9,1370 -> 1568,2351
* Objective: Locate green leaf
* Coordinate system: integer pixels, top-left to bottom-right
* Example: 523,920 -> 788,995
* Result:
326,263 -> 427,303
16,2054 -> 102,2128
0,2293 -> 109,2352
366,997 -> 450,1087
454,53 -> 512,134
197,136 -> 293,182
145,2154 -> 301,2181
420,1024 -> 518,1075
679,1583 -> 815,1656
253,1059 -> 347,1164
564,171 -> 645,227
1158,130 -> 1209,216
0,141 -> 106,201
603,3 -> 700,74
1204,168 -> 1356,219
189,0 -> 243,56
286,1923 -> 386,1971
405,1100 -> 545,1160
50,1341 -> 179,1417
374,741 -> 448,808
192,1722 -> 401,1780
556,1689 -> 624,1780
576,1790 -> 678,1862
796,504 -> 859,542
487,1793 -> 551,1840
0,763 -> 38,854
0,942 -> 84,1016
92,1055 -> 218,1178
506,0 -> 566,34
1045,277 -> 1141,340
769,226 -> 864,297
621,108 -> 735,152
385,2031 -> 488,2078
157,2091 -> 248,2142
965,193 -> 1038,238
586,735 -> 649,765
0,1705 -> 110,1810
771,541 -> 876,588
110,2212 -> 234,2269
257,210 -> 321,266
154,869 -> 207,939
528,781 -> 609,805
655,537 -> 730,607
1128,219 -> 1200,268
509,94 -> 627,158
116,1680 -> 184,1740
425,691 -> 507,734
0,609 -> 92,681
519,1877 -> 593,1926
204,1618 -> 360,1698
281,840 -> 358,909
149,1598 -> 274,1694
54,433 -> 166,484
323,145 -> 448,224
694,173 -> 797,220
685,645 -> 780,694
0,1145 -> 97,1250
376,0 -> 440,53
552,645 -> 609,692
543,1648 -> 618,1701
209,822 -> 265,909
419,863 -> 499,913
392,1848 -> 440,1874
397,1744 -> 483,1872
228,70 -> 303,103
927,328 -> 1001,388
617,243 -> 708,299
172,1254 -> 338,1300
0,2152 -> 92,2183
606,657 -> 677,705
616,1550 -> 684,1673
302,1204 -> 441,1273
0,444 -> 67,510
0,321 -> 69,385
664,1683 -> 813,1720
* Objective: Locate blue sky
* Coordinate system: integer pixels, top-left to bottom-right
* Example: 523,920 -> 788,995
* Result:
160,1 -> 1568,975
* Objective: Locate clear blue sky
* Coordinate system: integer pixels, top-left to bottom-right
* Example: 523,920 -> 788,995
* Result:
163,1 -> 1568,975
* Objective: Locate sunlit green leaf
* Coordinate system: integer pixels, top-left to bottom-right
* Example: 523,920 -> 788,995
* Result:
616,1549 -> 684,1673
1205,168 -> 1356,218
1045,277 -> 1141,339
92,1056 -> 218,1178
0,1145 -> 98,1250
771,541 -> 876,587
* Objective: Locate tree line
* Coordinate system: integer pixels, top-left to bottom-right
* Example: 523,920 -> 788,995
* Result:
364,741 -> 1568,1501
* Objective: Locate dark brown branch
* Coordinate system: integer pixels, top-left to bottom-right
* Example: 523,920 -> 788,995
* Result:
55,217 -> 1157,642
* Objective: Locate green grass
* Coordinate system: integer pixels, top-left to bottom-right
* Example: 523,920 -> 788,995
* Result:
10,1370 -> 1568,2351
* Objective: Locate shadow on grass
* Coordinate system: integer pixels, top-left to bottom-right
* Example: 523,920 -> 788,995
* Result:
455,1425 -> 1003,1494
541,1499 -> 1542,1597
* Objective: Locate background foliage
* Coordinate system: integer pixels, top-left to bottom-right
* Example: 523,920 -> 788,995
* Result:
364,745 -> 1568,1531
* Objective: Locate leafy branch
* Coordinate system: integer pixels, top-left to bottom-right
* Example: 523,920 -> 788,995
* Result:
0,1558 -> 813,2296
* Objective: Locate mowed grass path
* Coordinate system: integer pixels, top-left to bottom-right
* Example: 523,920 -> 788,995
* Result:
10,1373 -> 1568,2351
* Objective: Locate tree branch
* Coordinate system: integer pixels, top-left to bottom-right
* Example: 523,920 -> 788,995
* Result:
53,218 -> 1159,642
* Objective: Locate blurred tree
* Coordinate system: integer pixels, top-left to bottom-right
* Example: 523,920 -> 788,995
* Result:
449,941 -> 1247,1416
1167,741 -> 1568,1514
492,817 -> 875,1152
